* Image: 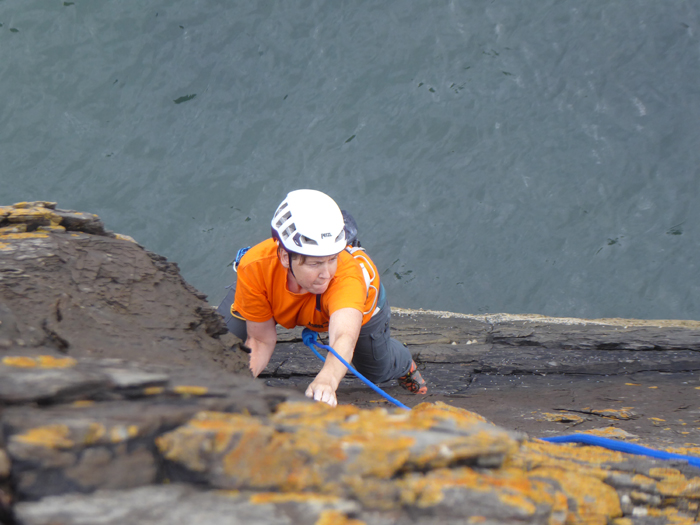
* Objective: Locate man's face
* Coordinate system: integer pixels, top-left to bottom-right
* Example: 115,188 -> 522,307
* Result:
282,251 -> 339,294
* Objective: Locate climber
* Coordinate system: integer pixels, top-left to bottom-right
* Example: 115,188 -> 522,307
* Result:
217,189 -> 427,407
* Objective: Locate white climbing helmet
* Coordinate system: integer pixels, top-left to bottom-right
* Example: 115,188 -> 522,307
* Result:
271,189 -> 347,257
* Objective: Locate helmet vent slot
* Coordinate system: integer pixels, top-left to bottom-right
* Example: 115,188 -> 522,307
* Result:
281,223 -> 296,240
274,210 -> 292,229
334,230 -> 346,243
300,235 -> 318,246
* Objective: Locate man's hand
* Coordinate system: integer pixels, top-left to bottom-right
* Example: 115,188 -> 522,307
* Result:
305,307 -> 362,407
305,378 -> 338,407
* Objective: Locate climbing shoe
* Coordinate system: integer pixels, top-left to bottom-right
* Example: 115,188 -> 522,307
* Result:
397,360 -> 427,394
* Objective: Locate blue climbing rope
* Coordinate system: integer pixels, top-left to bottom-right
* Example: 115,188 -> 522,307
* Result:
302,330 -> 700,468
301,328 -> 411,411
541,434 -> 700,468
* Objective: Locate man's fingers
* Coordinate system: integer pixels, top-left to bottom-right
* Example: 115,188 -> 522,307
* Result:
305,384 -> 337,407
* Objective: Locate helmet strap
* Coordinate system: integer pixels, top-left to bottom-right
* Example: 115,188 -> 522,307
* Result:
278,245 -> 297,279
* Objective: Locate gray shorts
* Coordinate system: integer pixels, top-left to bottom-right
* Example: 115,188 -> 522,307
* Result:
216,287 -> 413,383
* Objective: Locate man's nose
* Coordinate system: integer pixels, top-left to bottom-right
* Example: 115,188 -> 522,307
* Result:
319,263 -> 331,278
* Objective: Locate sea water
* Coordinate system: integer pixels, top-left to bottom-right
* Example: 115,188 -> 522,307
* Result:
1,0 -> 698,320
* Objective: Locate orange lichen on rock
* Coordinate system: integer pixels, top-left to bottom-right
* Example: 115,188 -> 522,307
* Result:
2,355 -> 77,369
315,510 -> 366,525
656,475 -> 700,499
10,420 -> 145,454
0,223 -> 27,234
7,206 -> 62,225
666,445 -> 700,457
12,425 -> 74,449
156,402 -> 520,498
509,440 -> 621,480
528,467 -> 622,524
581,427 -> 638,440
0,232 -> 50,241
587,408 -> 638,420
538,412 -> 586,424
249,492 -> 344,505
645,507 -> 700,525
173,385 -> 209,396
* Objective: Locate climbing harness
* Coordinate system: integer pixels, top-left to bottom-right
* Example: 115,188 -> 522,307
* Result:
232,246 -> 251,272
541,434 -> 700,468
301,328 -> 410,411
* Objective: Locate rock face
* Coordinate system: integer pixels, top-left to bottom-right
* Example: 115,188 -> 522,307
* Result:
2,202 -> 700,525
0,201 -> 246,372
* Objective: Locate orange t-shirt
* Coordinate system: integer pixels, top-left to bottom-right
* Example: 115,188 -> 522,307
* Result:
232,238 -> 380,331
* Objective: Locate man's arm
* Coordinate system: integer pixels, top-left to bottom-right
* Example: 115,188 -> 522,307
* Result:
246,318 -> 278,377
305,307 -> 362,407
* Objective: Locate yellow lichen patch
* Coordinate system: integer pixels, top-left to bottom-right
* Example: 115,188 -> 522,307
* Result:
157,403 -> 519,498
588,408 -> 637,420
511,440 -> 625,479
11,201 -> 57,209
37,225 -> 66,233
173,385 -> 208,396
648,467 -> 684,480
7,206 -> 62,225
315,510 -> 365,525
0,232 -> 49,240
412,401 -> 492,425
666,445 -> 700,457
0,224 -> 27,234
392,466 -> 566,520
143,386 -> 165,396
649,417 -> 666,422
2,356 -> 39,368
529,467 -> 622,524
646,507 -> 699,525
249,492 -> 343,505
538,412 -> 586,424
13,425 -> 74,449
36,355 -> 77,368
656,476 -> 700,498
221,424 -> 344,491
156,412 -> 270,472
581,427 -> 638,440
2,355 -> 76,369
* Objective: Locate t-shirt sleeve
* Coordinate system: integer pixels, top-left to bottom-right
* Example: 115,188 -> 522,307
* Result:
232,262 -> 274,323
324,258 -> 367,317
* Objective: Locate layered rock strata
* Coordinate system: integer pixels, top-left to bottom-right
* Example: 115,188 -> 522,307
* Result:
2,202 -> 700,525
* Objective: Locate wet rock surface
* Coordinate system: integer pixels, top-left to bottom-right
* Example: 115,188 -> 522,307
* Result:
2,202 -> 700,524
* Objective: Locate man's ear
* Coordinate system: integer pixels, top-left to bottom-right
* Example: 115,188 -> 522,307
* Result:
278,247 -> 290,269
